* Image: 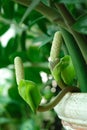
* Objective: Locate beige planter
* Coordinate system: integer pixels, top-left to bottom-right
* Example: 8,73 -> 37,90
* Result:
54,92 -> 87,130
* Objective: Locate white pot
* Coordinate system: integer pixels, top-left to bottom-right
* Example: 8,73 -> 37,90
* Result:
54,92 -> 87,130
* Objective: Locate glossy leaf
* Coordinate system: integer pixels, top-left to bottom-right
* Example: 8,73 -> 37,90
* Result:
72,14 -> 87,34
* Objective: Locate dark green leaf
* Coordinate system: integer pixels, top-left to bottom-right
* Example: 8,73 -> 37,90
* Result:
8,85 -> 23,102
27,45 -> 42,62
2,0 -> 14,19
72,14 -> 87,34
25,67 -> 42,84
0,23 -> 10,36
5,103 -> 22,118
28,10 -> 42,23
5,37 -> 18,56
0,42 -> 3,55
9,51 -> 28,63
37,19 -> 48,34
27,40 -> 51,63
20,0 -> 40,24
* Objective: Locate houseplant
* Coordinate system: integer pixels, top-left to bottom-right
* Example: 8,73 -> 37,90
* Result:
1,0 -> 87,129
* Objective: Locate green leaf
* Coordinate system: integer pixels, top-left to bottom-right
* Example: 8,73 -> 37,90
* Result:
0,42 -> 3,55
5,37 -> 18,56
5,103 -> 22,118
25,67 -> 42,84
28,10 -> 44,26
27,45 -> 42,63
20,0 -> 40,24
0,23 -> 10,36
2,0 -> 14,19
9,51 -> 27,63
72,14 -> 87,34
61,55 -> 76,85
33,34 -> 52,47
8,85 -> 23,102
51,55 -> 76,85
18,80 -> 42,112
14,5 -> 27,23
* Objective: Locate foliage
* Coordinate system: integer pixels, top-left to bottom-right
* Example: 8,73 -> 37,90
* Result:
0,0 -> 87,130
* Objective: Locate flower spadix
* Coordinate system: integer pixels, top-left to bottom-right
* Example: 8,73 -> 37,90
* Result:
14,57 -> 42,113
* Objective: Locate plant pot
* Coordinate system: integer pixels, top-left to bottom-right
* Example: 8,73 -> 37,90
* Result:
54,92 -> 87,130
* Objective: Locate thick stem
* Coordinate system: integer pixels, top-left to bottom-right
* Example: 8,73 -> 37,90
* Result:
55,3 -> 87,63
12,0 -> 60,22
37,86 -> 80,112
60,28 -> 87,92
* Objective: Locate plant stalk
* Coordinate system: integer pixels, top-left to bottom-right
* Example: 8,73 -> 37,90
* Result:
12,0 -> 60,22
55,3 -> 87,63
60,28 -> 87,92
38,86 -> 80,112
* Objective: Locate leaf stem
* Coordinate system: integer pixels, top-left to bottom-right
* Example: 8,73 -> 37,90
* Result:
60,28 -> 87,92
11,0 -> 65,27
20,0 -> 40,24
37,86 -> 80,112
55,3 -> 87,63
